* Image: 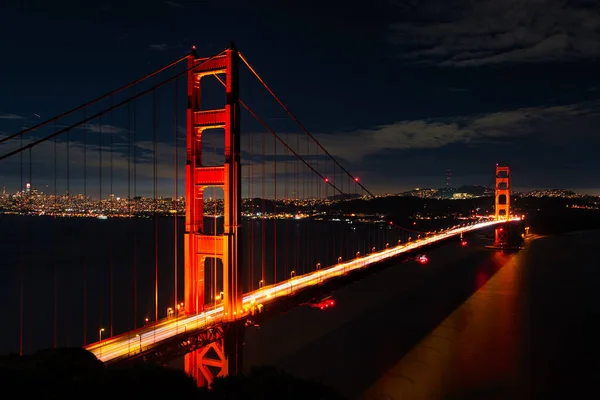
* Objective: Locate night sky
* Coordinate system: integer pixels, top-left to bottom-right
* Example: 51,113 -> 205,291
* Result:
1,0 -> 599,195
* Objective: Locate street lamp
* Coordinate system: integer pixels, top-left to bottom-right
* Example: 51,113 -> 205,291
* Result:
136,334 -> 141,352
259,279 -> 264,289
338,256 -> 342,263
99,328 -> 105,360
144,317 -> 149,326
219,292 -> 224,302
290,270 -> 296,294
316,262 -> 323,283
167,307 -> 173,319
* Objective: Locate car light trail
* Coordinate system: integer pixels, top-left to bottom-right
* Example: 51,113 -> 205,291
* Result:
85,218 -> 519,363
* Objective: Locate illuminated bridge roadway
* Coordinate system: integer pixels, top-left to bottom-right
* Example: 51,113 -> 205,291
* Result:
85,218 -> 519,363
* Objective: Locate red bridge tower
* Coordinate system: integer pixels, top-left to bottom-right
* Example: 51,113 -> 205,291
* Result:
184,45 -> 244,387
494,165 -> 510,246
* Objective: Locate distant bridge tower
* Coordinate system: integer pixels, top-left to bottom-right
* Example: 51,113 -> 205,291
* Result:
184,44 -> 244,387
445,169 -> 452,188
494,164 -> 510,246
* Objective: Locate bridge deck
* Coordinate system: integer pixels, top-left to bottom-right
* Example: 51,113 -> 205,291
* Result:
84,219 -> 517,363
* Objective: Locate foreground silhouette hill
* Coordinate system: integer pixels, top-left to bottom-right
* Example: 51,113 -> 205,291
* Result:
0,348 -> 344,399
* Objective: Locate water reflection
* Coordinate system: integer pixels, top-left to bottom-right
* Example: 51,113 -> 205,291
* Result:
364,250 -> 522,399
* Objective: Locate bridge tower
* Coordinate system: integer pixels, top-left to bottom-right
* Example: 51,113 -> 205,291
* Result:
184,45 -> 244,387
494,165 -> 510,246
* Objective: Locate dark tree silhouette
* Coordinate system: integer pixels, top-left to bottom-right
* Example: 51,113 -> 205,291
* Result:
208,366 -> 345,400
0,349 -> 345,399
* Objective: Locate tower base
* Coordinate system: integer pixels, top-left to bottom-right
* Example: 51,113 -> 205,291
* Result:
494,225 -> 509,247
184,321 -> 245,387
485,223 -> 523,251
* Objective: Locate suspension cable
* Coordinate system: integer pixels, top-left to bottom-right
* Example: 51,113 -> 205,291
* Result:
0,56 -> 188,145
239,52 -> 375,198
238,52 -> 435,234
0,49 -> 227,161
211,74 -> 347,197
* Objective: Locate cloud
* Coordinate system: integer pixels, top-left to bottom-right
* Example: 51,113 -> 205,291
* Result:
314,102 -> 596,162
0,113 -> 24,120
4,101 -> 597,196
164,1 -> 184,8
149,44 -> 169,51
0,133 -> 185,197
0,127 -> 330,198
388,0 -> 600,67
78,123 -> 128,135
51,123 -> 129,139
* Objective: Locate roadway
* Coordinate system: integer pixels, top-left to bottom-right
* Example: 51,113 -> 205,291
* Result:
84,218 -> 518,363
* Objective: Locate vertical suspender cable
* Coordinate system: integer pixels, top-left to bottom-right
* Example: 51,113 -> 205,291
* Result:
284,131 -> 289,279
99,116 -> 103,204
314,145 -> 318,265
286,131 -> 300,278
247,129 -> 253,291
174,76 -> 179,312
214,135 -> 218,305
109,98 -> 114,338
98,117 -> 103,334
273,123 -> 277,284
152,90 -> 158,321
261,128 -> 265,284
65,126 -> 71,346
213,143 -> 217,308
250,125 -> 255,290
28,147 -> 32,352
109,98 -> 114,198
325,160 -> 329,265
66,129 -> 70,196
306,137 -> 311,272
83,108 -> 87,345
53,124 -> 57,348
19,133 -> 24,355
133,87 -> 138,327
303,135 -> 308,274
127,98 -> 133,329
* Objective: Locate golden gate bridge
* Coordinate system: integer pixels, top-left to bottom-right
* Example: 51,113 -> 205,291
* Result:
0,44 -> 518,387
